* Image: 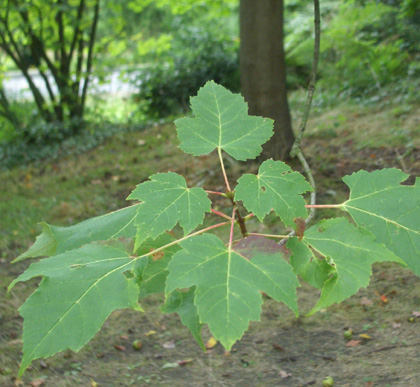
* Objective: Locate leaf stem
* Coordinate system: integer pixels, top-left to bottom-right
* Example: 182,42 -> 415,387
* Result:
134,222 -> 230,261
243,213 -> 255,222
247,232 -> 290,239
206,190 -> 227,197
306,204 -> 342,209
228,208 -> 236,250
218,148 -> 231,192
211,208 -> 233,221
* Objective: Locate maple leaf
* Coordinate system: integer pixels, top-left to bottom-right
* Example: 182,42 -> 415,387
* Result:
9,244 -> 146,376
288,218 -> 403,315
15,204 -> 140,262
165,234 -> 299,350
127,172 -> 211,249
342,168 -> 420,276
175,81 -> 274,161
235,159 -> 312,227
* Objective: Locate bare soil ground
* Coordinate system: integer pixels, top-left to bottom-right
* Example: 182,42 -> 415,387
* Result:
1,103 -> 420,387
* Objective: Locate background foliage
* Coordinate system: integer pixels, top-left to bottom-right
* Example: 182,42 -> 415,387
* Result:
0,0 -> 419,166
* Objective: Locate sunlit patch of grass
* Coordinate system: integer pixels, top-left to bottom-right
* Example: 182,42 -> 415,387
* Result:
290,84 -> 420,151
300,103 -> 420,150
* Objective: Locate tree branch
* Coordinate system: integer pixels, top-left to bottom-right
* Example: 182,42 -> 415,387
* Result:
0,86 -> 18,126
56,0 -> 67,65
69,0 -> 86,61
80,0 -> 99,116
74,31 -> 84,99
290,0 -> 321,157
37,68 -> 58,107
0,27 -> 53,122
17,9 -> 61,86
226,192 -> 248,238
281,0 -> 321,243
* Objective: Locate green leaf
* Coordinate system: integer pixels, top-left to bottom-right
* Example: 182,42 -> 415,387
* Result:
14,204 -> 140,262
234,160 -> 313,226
291,218 -> 403,315
175,81 -> 274,161
288,238 -> 330,290
9,245 -> 144,376
165,234 -> 299,351
127,172 -> 211,248
342,169 -> 420,276
161,288 -> 205,351
136,233 -> 180,298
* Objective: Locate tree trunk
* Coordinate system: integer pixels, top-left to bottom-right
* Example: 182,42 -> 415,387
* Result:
240,0 -> 294,161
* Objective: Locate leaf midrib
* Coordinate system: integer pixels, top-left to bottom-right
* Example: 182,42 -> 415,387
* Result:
343,204 -> 420,236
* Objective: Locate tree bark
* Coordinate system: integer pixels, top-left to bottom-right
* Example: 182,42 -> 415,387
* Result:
240,0 -> 294,161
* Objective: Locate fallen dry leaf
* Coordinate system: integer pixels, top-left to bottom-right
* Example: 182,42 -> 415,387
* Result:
7,339 -> 22,346
114,345 -> 126,351
29,379 -> 45,387
360,297 -> 373,306
163,340 -> 176,349
380,294 -> 388,304
359,334 -> 372,340
346,340 -> 361,347
39,361 -> 48,369
178,358 -> 194,366
279,370 -> 292,379
146,330 -> 157,336
119,335 -> 129,340
412,311 -> 420,318
205,337 -> 218,349
90,380 -> 98,387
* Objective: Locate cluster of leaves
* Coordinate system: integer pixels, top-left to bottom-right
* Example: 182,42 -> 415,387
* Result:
10,82 -> 420,376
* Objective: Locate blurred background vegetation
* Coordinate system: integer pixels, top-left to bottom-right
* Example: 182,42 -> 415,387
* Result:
0,0 -> 419,168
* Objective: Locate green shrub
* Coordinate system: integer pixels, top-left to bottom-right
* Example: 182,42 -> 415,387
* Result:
134,25 -> 240,117
285,0 -> 420,97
